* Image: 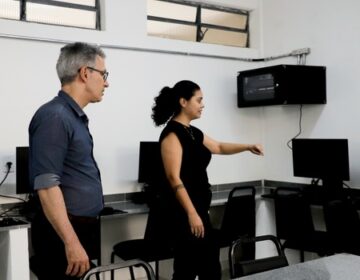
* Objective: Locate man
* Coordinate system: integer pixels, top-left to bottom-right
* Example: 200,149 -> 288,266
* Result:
29,42 -> 109,279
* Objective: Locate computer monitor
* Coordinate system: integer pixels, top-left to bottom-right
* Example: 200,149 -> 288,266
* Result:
292,138 -> 350,191
137,141 -> 165,185
16,146 -> 31,194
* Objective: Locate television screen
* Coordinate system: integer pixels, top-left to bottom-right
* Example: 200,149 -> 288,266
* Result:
243,73 -> 275,101
16,146 -> 31,194
138,141 -> 166,184
292,139 -> 350,186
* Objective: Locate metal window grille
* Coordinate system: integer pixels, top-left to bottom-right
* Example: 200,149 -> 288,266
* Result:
0,0 -> 100,30
147,0 -> 249,48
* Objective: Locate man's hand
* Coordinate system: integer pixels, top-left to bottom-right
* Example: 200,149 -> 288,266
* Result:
65,241 -> 90,277
38,187 -> 91,277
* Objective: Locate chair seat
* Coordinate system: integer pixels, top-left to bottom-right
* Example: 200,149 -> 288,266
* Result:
229,235 -> 289,278
113,239 -> 174,263
234,255 -> 289,276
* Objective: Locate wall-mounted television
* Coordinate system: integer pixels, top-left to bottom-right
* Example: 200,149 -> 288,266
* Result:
292,138 -> 349,191
237,64 -> 326,108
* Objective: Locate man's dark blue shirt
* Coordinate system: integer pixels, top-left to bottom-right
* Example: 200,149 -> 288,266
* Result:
29,90 -> 103,217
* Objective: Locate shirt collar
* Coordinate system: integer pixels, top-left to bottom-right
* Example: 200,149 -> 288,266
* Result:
58,90 -> 87,120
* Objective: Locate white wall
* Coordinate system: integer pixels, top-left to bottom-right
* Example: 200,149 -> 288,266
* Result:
0,0 -> 265,195
260,0 -> 360,188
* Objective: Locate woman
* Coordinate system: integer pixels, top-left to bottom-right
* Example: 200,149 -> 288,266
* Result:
151,80 -> 263,280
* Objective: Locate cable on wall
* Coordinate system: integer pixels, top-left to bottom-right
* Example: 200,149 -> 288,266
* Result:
285,48 -> 309,150
286,104 -> 303,150
0,162 -> 26,202
0,162 -> 12,187
0,33 -> 310,63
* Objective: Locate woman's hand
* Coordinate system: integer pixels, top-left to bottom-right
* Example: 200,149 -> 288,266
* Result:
188,212 -> 205,238
248,144 -> 264,156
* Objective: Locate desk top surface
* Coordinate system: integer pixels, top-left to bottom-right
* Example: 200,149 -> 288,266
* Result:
0,184 -> 264,225
236,253 -> 360,280
100,188 -> 242,219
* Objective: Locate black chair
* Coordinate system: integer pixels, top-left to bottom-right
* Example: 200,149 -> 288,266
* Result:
273,187 -> 332,262
229,235 -> 288,278
81,259 -> 156,280
217,186 -> 256,249
110,198 -> 174,280
323,197 -> 360,255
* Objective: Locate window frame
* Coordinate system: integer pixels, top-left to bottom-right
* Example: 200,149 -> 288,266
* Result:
147,0 -> 250,47
5,0 -> 101,29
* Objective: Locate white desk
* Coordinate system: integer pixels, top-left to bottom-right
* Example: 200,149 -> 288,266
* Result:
236,253 -> 360,280
0,221 -> 31,280
0,183 -> 267,280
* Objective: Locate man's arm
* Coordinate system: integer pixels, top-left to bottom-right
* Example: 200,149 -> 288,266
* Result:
38,186 -> 90,277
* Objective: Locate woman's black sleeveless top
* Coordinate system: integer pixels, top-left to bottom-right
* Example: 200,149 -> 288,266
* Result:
159,120 -> 212,215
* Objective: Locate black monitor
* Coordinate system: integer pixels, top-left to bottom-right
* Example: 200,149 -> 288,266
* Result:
16,146 -> 31,194
292,138 -> 350,191
138,141 -> 165,185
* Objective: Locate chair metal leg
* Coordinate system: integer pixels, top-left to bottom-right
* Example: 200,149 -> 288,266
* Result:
129,266 -> 136,280
110,252 -> 115,280
155,261 -> 159,280
300,250 -> 305,262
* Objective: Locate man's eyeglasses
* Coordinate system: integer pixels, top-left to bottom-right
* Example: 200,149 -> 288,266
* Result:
86,66 -> 109,81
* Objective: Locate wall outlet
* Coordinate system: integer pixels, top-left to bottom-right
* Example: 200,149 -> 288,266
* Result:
1,156 -> 15,173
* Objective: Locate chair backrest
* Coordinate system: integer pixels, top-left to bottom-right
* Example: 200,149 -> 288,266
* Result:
81,259 -> 156,280
274,187 -> 315,240
323,198 -> 360,254
229,235 -> 289,278
220,186 -> 256,246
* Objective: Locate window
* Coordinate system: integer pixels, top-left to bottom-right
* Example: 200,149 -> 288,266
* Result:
0,0 -> 20,20
147,0 -> 249,48
0,0 -> 100,29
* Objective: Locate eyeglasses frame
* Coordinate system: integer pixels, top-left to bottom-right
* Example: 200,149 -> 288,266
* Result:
86,66 -> 109,81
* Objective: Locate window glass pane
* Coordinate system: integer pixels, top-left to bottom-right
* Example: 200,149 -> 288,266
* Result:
26,3 -> 96,29
54,0 -> 95,7
148,0 -> 196,22
202,8 -> 247,29
147,0 -> 250,48
0,0 -> 20,20
201,28 -> 247,48
148,20 -> 196,42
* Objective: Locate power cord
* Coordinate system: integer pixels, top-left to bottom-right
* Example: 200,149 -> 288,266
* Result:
0,204 -> 22,218
0,162 -> 26,202
286,104 -> 303,150
0,162 -> 12,186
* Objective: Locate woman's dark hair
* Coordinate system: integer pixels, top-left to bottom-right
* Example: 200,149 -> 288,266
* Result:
151,80 -> 200,126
